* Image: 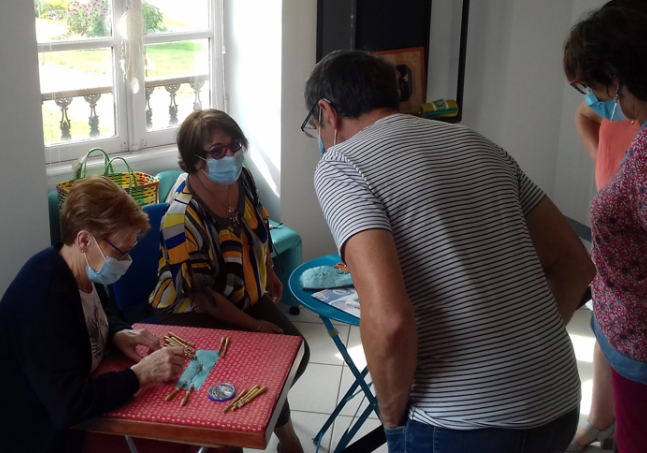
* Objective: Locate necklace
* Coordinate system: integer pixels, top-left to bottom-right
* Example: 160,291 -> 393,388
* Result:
193,174 -> 240,230
227,184 -> 240,230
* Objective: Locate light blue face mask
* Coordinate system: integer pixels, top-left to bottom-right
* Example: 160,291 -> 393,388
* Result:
317,124 -> 336,158
85,237 -> 132,286
318,135 -> 326,157
584,90 -> 626,122
199,152 -> 245,185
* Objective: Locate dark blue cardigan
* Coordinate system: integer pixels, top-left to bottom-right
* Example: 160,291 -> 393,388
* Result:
0,245 -> 140,453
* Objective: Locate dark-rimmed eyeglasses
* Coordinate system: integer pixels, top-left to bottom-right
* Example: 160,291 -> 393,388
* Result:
570,80 -> 590,95
203,140 -> 244,160
105,238 -> 136,260
300,99 -> 331,139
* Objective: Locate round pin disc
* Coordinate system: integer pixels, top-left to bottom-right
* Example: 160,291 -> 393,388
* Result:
208,383 -> 236,402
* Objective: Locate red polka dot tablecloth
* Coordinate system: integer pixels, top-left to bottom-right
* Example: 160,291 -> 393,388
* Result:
93,324 -> 302,434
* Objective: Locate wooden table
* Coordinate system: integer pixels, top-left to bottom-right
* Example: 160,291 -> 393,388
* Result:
77,324 -> 304,450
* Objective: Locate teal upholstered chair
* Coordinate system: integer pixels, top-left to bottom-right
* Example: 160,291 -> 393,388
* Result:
111,203 -> 167,324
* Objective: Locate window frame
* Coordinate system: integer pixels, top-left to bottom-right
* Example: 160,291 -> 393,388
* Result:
37,0 -> 224,164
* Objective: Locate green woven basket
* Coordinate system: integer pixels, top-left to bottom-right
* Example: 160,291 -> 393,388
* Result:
56,148 -> 159,210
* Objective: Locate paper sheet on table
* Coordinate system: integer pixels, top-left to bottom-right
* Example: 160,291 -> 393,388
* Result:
177,350 -> 219,390
311,288 -> 361,318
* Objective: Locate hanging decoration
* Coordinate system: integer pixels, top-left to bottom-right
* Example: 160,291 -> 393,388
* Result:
118,9 -> 145,94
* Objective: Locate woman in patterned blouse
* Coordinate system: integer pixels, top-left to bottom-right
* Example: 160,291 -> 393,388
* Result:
564,5 -> 647,452
149,109 -> 308,453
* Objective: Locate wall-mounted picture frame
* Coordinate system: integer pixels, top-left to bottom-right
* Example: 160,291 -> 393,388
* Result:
372,47 -> 426,115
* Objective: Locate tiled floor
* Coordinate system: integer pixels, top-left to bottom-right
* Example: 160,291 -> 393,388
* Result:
244,306 -> 609,453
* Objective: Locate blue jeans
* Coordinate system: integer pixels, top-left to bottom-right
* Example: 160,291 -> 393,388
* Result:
384,407 -> 579,453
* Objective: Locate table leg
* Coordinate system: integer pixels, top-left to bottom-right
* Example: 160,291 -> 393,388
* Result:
335,404 -> 375,453
311,317 -> 380,452
124,436 -> 139,453
321,318 -> 379,415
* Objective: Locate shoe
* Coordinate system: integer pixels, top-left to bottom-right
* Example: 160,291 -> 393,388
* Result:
565,421 -> 616,452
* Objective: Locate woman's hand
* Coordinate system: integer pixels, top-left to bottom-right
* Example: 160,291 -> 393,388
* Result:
256,320 -> 284,334
113,329 -> 161,363
131,347 -> 186,387
266,266 -> 283,303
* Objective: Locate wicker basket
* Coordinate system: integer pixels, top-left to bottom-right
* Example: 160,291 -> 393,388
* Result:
56,148 -> 159,210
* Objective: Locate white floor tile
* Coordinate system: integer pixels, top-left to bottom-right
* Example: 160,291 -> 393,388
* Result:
289,363 -> 343,414
331,416 -> 386,453
342,327 -> 367,369
567,308 -> 594,339
244,411 -> 334,453
336,366 -> 379,419
567,308 -> 597,420
293,321 -> 350,366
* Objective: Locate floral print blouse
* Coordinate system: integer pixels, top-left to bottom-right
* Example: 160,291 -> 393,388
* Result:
591,124 -> 647,363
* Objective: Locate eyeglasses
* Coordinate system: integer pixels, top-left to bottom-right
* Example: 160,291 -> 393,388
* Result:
570,80 -> 590,95
105,238 -> 136,260
300,99 -> 331,139
203,140 -> 244,160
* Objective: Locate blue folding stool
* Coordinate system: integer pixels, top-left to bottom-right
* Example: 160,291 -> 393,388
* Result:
289,254 -> 379,453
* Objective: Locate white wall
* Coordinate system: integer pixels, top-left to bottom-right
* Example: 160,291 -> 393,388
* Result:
430,0 -> 515,147
428,0 -> 574,197
553,0 -> 608,226
0,1 -> 50,296
223,0 -> 283,221
224,0 -> 336,261
280,0 -> 337,261
499,1 -> 573,195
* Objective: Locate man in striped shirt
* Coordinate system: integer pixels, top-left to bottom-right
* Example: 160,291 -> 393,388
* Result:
304,50 -> 595,453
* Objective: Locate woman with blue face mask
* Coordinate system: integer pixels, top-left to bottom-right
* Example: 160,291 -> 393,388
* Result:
149,109 -> 309,453
0,176 -> 187,453
565,5 -> 647,453
568,3 -> 646,451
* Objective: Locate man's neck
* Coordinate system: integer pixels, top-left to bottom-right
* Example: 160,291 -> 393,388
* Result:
338,109 -> 399,143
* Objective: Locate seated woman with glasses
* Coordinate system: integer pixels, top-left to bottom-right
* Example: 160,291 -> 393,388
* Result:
149,109 -> 309,453
0,176 -> 186,453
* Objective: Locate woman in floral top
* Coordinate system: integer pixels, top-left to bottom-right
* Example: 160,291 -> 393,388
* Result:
564,5 -> 647,452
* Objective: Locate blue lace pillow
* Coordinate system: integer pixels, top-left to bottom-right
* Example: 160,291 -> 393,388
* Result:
299,266 -> 354,290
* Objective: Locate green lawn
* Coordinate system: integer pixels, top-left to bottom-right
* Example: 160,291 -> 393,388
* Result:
39,41 -> 206,77
145,41 -> 208,77
40,48 -> 112,75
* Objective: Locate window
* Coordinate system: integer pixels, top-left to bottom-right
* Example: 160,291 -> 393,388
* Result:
35,0 -> 223,163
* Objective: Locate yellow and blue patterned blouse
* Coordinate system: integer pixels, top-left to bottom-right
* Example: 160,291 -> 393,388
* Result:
149,168 -> 271,313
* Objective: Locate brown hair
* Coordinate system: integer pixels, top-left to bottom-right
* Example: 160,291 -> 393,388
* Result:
564,4 -> 647,101
176,109 -> 249,173
60,175 -> 150,245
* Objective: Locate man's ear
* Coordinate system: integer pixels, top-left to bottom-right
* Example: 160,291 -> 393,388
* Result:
318,99 -> 338,130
